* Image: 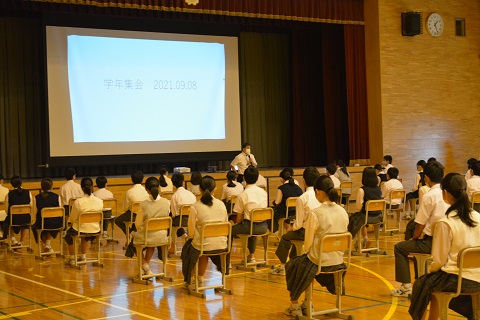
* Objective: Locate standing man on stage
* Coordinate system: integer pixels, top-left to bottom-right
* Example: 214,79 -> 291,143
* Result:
230,142 -> 258,183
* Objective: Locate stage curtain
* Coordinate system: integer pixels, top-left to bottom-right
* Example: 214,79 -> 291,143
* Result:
344,24 -> 369,163
0,16 -> 44,178
239,32 -> 291,167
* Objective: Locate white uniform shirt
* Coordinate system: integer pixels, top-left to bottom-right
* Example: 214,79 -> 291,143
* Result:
381,178 -> 404,205
231,152 -> 258,174
170,187 -> 196,218
233,184 -> 267,221
70,194 -> 103,233
188,184 -> 201,196
414,184 -> 450,236
329,175 -> 341,188
292,187 -> 321,231
380,163 -> 394,175
466,175 -> 480,198
412,172 -> 423,192
123,184 -> 149,212
221,181 -> 244,202
93,188 -> 114,200
0,185 -> 9,219
160,175 -> 174,192
134,195 -> 170,246
59,180 -> 83,206
465,169 -> 473,181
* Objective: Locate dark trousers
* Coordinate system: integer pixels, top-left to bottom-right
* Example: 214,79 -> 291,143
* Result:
275,228 -> 305,264
394,236 -> 432,284
114,210 -> 136,235
231,220 -> 268,254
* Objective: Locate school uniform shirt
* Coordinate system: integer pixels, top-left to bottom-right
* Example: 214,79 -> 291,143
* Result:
380,163 -> 394,175
221,181 -> 244,202
334,169 -> 351,184
466,175 -> 480,198
329,175 -> 341,188
431,210 -> 480,282
188,184 -> 201,196
123,184 -> 149,211
69,194 -> 103,233
418,185 -> 431,204
134,195 -> 170,246
188,197 -> 229,251
59,180 -> 83,207
233,184 -> 267,221
93,188 -> 114,200
304,202 -> 349,266
231,152 -> 258,174
292,187 -> 321,231
414,184 -> 450,236
465,169 -> 473,181
160,175 -> 174,192
381,178 -> 404,205
0,184 -> 9,219
256,174 -> 267,188
412,172 -> 424,192
170,187 -> 196,217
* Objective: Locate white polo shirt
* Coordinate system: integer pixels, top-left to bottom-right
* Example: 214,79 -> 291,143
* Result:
414,184 -> 450,236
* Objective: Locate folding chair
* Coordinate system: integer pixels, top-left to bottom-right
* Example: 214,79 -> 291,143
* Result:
384,189 -> 406,235
171,204 -> 192,256
188,221 -> 233,298
353,199 -> 387,256
8,204 -> 34,253
471,191 -> 480,209
70,210 -> 103,269
277,197 -> 298,244
35,207 -> 65,259
340,181 -> 353,205
102,198 -> 119,244
408,198 -> 419,219
432,245 -> 480,320
298,232 -> 353,320
236,207 -> 274,272
122,202 -> 142,249
132,216 -> 173,284
409,253 -> 432,279
229,195 -> 237,217
161,191 -> 175,201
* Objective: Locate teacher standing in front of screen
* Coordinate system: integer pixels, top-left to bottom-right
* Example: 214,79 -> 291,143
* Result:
230,142 -> 258,183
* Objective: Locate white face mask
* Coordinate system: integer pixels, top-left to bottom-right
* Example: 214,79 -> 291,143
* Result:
244,148 -> 251,155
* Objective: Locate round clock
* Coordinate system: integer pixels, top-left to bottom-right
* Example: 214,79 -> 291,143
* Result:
426,13 -> 444,37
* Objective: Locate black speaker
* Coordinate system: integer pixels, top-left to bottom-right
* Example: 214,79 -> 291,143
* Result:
402,12 -> 423,36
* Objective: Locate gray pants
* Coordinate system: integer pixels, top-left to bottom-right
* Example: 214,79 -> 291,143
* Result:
394,236 -> 432,284
232,220 -> 268,254
275,228 -> 305,264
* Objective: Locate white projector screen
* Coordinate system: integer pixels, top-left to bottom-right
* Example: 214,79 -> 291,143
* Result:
46,26 -> 241,158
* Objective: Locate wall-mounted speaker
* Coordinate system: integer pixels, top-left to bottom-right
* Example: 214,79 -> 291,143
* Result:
402,12 -> 423,36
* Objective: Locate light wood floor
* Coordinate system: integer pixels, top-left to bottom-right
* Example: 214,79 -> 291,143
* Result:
0,218 -> 466,320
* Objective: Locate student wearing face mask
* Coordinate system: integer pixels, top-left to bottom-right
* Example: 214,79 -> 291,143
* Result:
230,142 -> 258,183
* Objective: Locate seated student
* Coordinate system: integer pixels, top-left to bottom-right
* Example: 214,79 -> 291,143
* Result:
181,176 -> 229,287
380,155 -> 394,174
272,167 -> 321,276
326,163 -> 341,188
169,173 -> 196,253
115,170 -> 149,246
467,161 -> 480,211
32,178 -> 63,254
93,176 -> 114,239
381,167 -> 404,209
220,170 -> 244,213
231,166 -> 268,263
390,161 -> 449,297
405,160 -> 427,219
285,167 -> 301,186
348,167 -> 382,249
59,168 -> 83,216
409,173 -> 480,320
374,163 -> 387,185
465,158 -> 477,181
159,166 -> 174,193
271,168 -> 303,233
64,177 -> 103,267
187,171 -> 202,196
3,175 -> 33,247
334,160 -> 351,205
133,177 -> 170,277
0,173 -> 9,239
284,176 -> 349,317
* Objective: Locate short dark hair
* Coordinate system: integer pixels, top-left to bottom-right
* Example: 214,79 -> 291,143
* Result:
96,176 -> 107,188
467,158 -> 478,169
362,167 -> 378,187
383,155 -> 392,164
190,171 -> 202,186
427,157 -> 437,163
303,166 -> 320,187
326,163 -> 337,175
41,178 -> 53,192
244,166 -> 259,184
65,168 -> 76,180
10,175 -> 22,188
241,142 -> 251,149
131,170 -> 144,184
472,161 -> 480,176
423,161 -> 444,183
387,167 -> 399,179
416,160 -> 426,168
171,173 -> 185,188
374,164 -> 383,171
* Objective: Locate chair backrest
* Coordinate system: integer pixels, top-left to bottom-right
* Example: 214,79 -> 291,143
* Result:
10,204 -> 32,215
250,207 -> 274,235
40,207 -> 65,229
161,191 -> 175,200
142,216 -> 172,247
335,188 -> 342,199
390,189 -> 406,201
131,202 -> 143,215
365,199 -> 386,219
68,198 -> 78,212
315,232 -> 352,273
471,191 -> 480,208
454,246 -> 480,295
179,204 -> 192,220
230,195 -> 237,213
285,197 -> 298,209
102,198 -> 118,215
199,221 -> 232,254
340,181 -> 353,193
78,210 -> 103,225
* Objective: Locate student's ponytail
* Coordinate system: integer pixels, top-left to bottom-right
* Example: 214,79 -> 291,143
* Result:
314,175 -> 339,203
81,177 -> 93,196
442,173 -> 477,228
280,168 -> 295,186
159,167 -> 168,188
145,177 -> 160,199
200,175 -> 216,207
226,171 -> 236,188
201,189 -> 214,206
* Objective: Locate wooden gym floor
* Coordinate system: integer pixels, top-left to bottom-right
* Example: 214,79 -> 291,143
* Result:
0,217 -> 466,320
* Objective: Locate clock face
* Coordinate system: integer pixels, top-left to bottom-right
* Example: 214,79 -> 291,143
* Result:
427,13 -> 444,37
